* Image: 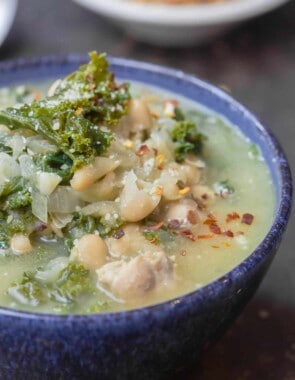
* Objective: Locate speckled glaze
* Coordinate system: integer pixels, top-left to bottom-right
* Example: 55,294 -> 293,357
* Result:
0,56 -> 292,380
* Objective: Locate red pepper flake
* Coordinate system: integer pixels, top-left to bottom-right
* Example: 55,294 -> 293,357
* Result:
180,249 -> 187,256
168,219 -> 181,230
222,230 -> 234,238
203,218 -> 215,225
94,96 -> 100,106
118,83 -> 128,90
209,223 -> 222,235
208,212 -> 217,221
187,210 -> 198,225
197,234 -> 214,239
223,242 -> 231,248
86,74 -> 94,82
241,213 -> 254,225
176,180 -> 186,190
226,212 -> 240,223
112,229 -> 125,240
33,90 -> 41,101
149,237 -> 158,245
163,99 -> 179,107
201,193 -> 209,200
151,112 -> 159,119
180,229 -> 196,241
195,199 -> 206,211
136,145 -> 150,157
144,221 -> 164,231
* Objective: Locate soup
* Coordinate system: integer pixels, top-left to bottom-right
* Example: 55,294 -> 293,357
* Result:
0,52 -> 274,314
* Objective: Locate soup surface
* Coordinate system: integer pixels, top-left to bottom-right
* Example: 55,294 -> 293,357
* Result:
0,53 -> 274,314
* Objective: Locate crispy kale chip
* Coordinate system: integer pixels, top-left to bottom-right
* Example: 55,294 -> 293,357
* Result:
0,52 -> 130,170
34,152 -> 73,182
170,120 -> 204,162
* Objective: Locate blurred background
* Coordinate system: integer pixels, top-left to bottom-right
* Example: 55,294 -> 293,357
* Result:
1,0 -> 295,378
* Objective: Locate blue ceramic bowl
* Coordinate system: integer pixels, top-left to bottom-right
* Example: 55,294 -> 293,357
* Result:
0,55 -> 292,380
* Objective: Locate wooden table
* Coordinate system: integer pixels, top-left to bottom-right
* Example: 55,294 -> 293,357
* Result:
2,0 -> 295,378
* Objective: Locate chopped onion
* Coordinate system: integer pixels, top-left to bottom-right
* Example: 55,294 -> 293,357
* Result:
50,212 -> 74,229
19,154 -> 36,178
35,256 -> 69,283
48,186 -> 83,213
7,135 -> 26,158
32,189 -> 48,224
81,201 -> 119,217
47,79 -> 62,97
26,136 -> 57,154
0,153 -> 20,185
149,128 -> 174,160
37,172 -> 62,195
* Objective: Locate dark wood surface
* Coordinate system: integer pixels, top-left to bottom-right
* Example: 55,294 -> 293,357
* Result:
1,0 -> 295,378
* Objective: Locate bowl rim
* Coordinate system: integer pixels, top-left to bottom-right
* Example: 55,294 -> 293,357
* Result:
73,0 -> 289,26
0,54 -> 292,321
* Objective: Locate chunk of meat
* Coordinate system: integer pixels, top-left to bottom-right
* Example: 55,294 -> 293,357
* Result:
97,251 -> 174,300
97,256 -> 155,299
145,250 -> 174,285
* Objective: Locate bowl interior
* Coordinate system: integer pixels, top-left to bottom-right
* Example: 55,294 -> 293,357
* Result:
0,55 -> 291,318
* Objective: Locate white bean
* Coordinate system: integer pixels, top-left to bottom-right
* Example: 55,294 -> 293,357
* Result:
72,234 -> 108,270
128,99 -> 152,132
10,234 -> 32,255
77,172 -> 118,202
180,164 -> 201,186
106,224 -> 144,258
120,171 -> 160,222
70,157 -> 120,191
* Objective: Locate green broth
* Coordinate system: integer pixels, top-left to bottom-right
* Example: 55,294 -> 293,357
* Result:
0,80 -> 275,314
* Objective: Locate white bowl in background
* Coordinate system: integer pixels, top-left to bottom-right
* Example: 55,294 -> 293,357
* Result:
0,0 -> 18,47
73,0 -> 289,46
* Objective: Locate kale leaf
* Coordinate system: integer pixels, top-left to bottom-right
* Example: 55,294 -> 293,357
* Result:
63,214 -> 101,251
34,152 -> 73,182
0,52 -> 130,171
5,188 -> 32,210
2,177 -> 33,211
8,262 -> 96,307
170,120 -> 204,162
49,262 -> 94,304
8,272 -> 45,306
